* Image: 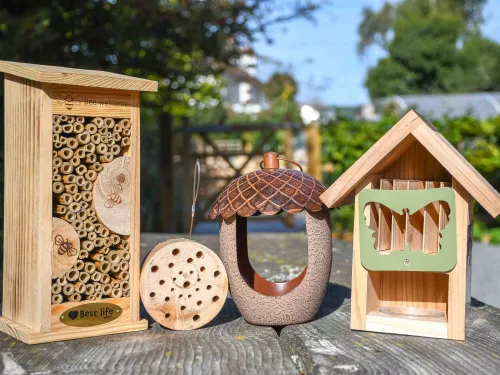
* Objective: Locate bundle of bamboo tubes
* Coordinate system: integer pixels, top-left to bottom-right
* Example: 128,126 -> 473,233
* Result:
51,115 -> 132,304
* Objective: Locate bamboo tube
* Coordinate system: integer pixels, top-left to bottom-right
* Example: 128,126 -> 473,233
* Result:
106,251 -> 120,264
66,269 -> 79,282
76,176 -> 86,187
96,143 -> 108,155
77,209 -> 88,221
96,261 -> 111,274
76,116 -> 85,123
110,145 -> 121,156
54,205 -> 67,215
87,215 -> 98,224
119,119 -> 131,129
72,220 -> 84,231
53,173 -> 62,183
67,116 -> 75,124
73,122 -> 85,134
93,283 -> 102,292
56,276 -> 68,286
91,134 -> 101,144
88,231 -> 97,241
57,193 -> 73,205
99,126 -> 108,135
53,136 -> 60,146
75,147 -> 86,159
81,181 -> 93,191
112,288 -> 123,298
70,156 -> 81,167
121,137 -> 131,147
96,247 -> 111,255
63,212 -> 76,223
87,295 -> 96,301
113,133 -> 121,142
76,132 -> 90,145
69,293 -> 82,302
123,290 -> 130,298
75,164 -> 87,176
75,282 -> 86,294
103,237 -> 113,247
66,138 -> 79,150
99,226 -> 110,238
102,285 -> 112,296
119,261 -> 129,271
111,264 -> 120,273
79,272 -> 90,283
84,262 -> 96,275
58,148 -> 73,160
101,274 -> 111,284
54,141 -> 63,149
117,241 -> 130,251
113,123 -> 123,134
85,154 -> 97,164
59,115 -> 68,122
78,249 -> 89,259
64,183 -> 78,195
73,192 -> 82,202
80,192 -> 92,203
94,237 -> 105,248
53,157 -> 63,168
104,118 -> 115,128
110,234 -> 121,245
101,135 -> 109,144
75,259 -> 85,271
85,170 -> 98,182
120,280 -> 131,291
91,272 -> 102,282
83,220 -> 95,232
62,124 -> 73,133
53,165 -> 59,174
87,208 -> 96,217
78,229 -> 88,239
63,284 -> 75,296
53,182 -> 65,194
52,284 -> 63,294
91,253 -> 104,262
92,117 -> 104,127
85,123 -> 98,135
53,115 -> 61,124
95,292 -> 103,300
62,175 -> 76,184
114,271 -> 129,281
122,128 -> 131,137
111,279 -> 121,289
90,162 -> 103,172
52,294 -> 63,304
60,162 -> 74,175
59,136 -> 67,145
53,123 -> 62,134
68,202 -> 82,213
85,284 -> 95,295
81,201 -> 89,210
117,250 -> 131,261
99,153 -> 113,163
82,240 -> 95,252
106,132 -> 113,139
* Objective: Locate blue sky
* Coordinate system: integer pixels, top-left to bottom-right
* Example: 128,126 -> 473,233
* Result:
253,0 -> 500,106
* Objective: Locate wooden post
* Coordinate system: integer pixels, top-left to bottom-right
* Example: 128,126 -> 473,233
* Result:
306,121 -> 322,183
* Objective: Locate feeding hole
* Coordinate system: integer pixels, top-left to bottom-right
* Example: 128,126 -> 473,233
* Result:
165,296 -> 170,302
181,306 -> 186,311
168,263 -> 174,268
183,281 -> 191,288
151,265 -> 159,273
200,267 -> 206,272
214,271 -> 220,277
212,296 -> 219,302
150,292 -> 155,298
207,285 -> 212,290
159,280 -> 165,285
172,248 -> 180,256
197,301 -> 202,306
196,251 -> 203,258
193,315 -> 200,322
165,313 -> 170,318
187,258 -> 193,263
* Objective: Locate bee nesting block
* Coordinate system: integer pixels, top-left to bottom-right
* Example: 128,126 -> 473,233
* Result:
0,61 -> 156,343
140,239 -> 229,331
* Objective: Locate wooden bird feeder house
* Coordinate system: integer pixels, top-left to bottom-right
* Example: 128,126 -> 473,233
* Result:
320,110 -> 500,340
209,152 -> 332,326
0,61 -> 157,343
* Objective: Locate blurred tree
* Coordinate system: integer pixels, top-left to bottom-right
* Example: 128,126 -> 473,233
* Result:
0,0 -> 323,231
357,0 -> 500,98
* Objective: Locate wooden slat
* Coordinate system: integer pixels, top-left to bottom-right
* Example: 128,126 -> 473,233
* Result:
377,179 -> 393,251
406,180 -> 425,251
424,181 -> 441,254
0,60 -> 158,92
2,75 -> 52,332
391,180 -> 407,251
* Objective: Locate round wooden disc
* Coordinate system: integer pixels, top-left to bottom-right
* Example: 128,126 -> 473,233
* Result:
52,217 -> 80,278
93,156 -> 131,235
140,239 -> 228,330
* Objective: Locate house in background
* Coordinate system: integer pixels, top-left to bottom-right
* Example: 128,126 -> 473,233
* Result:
222,47 -> 268,114
376,92 -> 500,120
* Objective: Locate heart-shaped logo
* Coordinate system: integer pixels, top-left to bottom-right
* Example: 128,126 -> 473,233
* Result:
68,311 -> 78,320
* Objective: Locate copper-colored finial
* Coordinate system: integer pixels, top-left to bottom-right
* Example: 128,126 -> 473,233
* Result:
263,152 -> 279,169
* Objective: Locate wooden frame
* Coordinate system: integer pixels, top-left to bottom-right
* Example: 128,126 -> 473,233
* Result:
0,61 -> 157,344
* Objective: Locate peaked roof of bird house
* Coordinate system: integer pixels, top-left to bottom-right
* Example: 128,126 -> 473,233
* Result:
0,60 -> 158,92
320,110 -> 500,218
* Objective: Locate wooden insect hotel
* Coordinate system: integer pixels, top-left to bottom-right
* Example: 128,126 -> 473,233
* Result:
320,110 -> 500,340
209,152 -> 332,326
0,61 -> 157,343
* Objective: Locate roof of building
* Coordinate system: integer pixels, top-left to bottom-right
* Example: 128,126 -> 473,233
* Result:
377,92 -> 500,120
0,60 -> 158,92
319,110 -> 500,217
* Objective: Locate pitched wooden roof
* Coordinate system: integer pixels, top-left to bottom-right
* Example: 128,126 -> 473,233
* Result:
320,110 -> 500,217
0,61 -> 158,92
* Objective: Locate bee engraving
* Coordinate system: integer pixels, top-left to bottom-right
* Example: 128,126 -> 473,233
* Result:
105,183 -> 124,208
56,93 -> 83,111
55,235 -> 77,257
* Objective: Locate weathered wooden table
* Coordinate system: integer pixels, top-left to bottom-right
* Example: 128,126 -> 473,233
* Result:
0,233 -> 499,374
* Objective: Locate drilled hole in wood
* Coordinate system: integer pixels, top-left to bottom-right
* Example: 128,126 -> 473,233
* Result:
187,258 -> 193,263
150,292 -> 155,298
200,267 -> 206,272
214,271 -> 220,277
173,278 -> 177,281
197,278 -> 201,282
165,296 -> 170,302
196,251 -> 203,258
165,313 -> 170,318
196,288 -> 200,291
207,285 -> 212,290
179,271 -> 182,275
193,315 -> 200,321
179,294 -> 183,298
159,280 -> 165,285
171,288 -> 175,291
190,271 -> 193,274
151,265 -> 159,273
197,301 -> 202,306
212,296 -> 219,302
172,249 -> 180,256
188,294 -> 192,298
168,263 -> 174,268
181,306 -> 186,311
183,281 -> 190,288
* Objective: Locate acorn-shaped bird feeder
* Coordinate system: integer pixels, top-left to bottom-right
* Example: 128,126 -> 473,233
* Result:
209,152 -> 332,325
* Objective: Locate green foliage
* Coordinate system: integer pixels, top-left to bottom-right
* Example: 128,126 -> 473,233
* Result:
322,114 -> 500,242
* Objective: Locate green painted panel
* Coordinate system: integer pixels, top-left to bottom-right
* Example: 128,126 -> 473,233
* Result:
358,187 -> 456,272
